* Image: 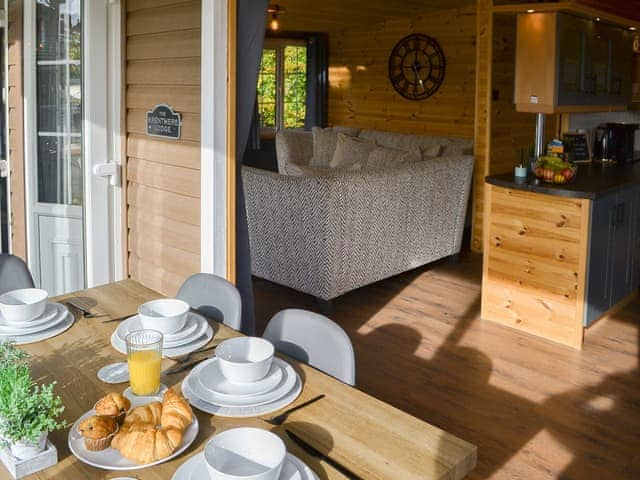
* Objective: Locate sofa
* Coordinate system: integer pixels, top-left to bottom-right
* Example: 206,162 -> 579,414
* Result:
242,127 -> 474,301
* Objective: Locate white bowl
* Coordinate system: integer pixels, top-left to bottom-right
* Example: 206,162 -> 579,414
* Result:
0,288 -> 48,324
216,337 -> 275,383
204,427 -> 286,480
138,298 -> 189,334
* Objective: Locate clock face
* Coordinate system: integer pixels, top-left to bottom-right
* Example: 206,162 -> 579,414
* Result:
388,34 -> 446,100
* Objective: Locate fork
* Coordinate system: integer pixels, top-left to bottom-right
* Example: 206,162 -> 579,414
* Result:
167,344 -> 218,364
64,300 -> 104,319
263,394 -> 325,426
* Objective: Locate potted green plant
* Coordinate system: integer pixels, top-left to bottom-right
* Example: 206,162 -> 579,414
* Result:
0,342 -> 66,460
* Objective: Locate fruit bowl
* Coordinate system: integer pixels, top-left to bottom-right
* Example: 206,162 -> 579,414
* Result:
532,158 -> 577,185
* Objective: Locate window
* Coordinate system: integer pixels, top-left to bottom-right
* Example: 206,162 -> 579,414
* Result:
257,39 -> 307,133
36,0 -> 82,206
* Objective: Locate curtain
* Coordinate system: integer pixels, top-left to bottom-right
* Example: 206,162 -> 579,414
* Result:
304,34 -> 329,130
236,0 -> 268,335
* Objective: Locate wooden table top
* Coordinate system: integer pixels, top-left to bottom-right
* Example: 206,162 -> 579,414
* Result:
2,280 -> 476,480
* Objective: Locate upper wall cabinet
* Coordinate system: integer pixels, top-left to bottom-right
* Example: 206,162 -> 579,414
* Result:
514,12 -> 634,113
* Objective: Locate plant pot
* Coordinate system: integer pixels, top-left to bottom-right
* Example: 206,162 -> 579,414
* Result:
9,432 -> 48,460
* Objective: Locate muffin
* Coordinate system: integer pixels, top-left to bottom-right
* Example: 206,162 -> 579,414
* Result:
94,392 -> 131,424
77,415 -> 119,451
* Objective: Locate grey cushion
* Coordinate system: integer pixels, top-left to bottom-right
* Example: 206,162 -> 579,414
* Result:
309,126 -> 361,168
330,133 -> 375,169
366,145 -> 420,170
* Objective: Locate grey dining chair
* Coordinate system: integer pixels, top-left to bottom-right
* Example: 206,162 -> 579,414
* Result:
176,273 -> 242,331
263,309 -> 356,385
0,254 -> 35,296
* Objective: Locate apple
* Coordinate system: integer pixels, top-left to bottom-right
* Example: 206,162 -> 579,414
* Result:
562,168 -> 573,180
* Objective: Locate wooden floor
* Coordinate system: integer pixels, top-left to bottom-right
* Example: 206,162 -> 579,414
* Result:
253,252 -> 640,480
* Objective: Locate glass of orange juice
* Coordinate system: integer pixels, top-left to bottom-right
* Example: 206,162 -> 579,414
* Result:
126,329 -> 163,395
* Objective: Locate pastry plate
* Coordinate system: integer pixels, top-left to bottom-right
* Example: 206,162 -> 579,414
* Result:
68,392 -> 199,471
190,357 -> 296,407
172,452 -> 319,480
0,308 -> 74,345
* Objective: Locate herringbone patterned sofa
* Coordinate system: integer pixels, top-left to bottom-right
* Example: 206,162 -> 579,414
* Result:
242,128 -> 474,300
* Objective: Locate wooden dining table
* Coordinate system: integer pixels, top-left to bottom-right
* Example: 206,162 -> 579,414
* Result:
2,280 -> 476,480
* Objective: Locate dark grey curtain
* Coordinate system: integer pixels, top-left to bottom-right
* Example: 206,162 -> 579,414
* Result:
304,34 -> 329,130
236,0 -> 268,334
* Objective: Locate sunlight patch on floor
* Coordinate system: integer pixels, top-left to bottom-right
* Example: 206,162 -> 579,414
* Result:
489,430 -> 574,480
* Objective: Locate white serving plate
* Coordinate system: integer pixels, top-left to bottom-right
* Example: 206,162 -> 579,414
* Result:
191,357 -> 295,408
68,393 -> 199,471
0,306 -> 73,345
0,302 -> 61,332
182,363 -> 302,418
115,312 -> 204,347
172,452 -> 319,480
198,356 -> 283,397
111,322 -> 213,358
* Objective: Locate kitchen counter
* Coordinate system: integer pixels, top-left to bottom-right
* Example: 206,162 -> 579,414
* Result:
486,162 -> 640,199
481,171 -> 640,349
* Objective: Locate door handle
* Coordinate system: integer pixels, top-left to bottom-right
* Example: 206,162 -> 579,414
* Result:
92,162 -> 121,187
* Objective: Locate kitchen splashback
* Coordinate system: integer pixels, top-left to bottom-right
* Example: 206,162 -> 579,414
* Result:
568,111 -> 640,150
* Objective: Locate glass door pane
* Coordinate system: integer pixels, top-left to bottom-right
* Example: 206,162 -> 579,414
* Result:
35,0 -> 82,206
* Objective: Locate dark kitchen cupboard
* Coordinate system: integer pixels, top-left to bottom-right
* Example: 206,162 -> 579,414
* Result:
585,185 -> 640,326
516,12 -> 634,113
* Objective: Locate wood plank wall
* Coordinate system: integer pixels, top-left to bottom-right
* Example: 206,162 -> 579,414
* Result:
7,0 -> 26,260
328,6 -> 477,137
125,0 -> 201,296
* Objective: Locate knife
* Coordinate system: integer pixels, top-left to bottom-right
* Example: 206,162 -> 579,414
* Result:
285,429 -> 362,480
165,358 -> 207,375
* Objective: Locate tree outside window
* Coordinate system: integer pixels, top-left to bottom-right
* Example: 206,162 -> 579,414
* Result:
257,39 -> 307,134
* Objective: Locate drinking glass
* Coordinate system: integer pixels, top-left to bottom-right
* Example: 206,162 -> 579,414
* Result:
126,329 -> 163,395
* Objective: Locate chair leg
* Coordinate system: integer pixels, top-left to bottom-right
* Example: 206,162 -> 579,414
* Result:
315,297 -> 334,316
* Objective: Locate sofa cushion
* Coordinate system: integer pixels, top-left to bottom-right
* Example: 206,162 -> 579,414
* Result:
310,126 -> 360,167
358,129 -> 471,157
366,145 -> 421,170
285,163 -> 332,176
330,133 -> 375,169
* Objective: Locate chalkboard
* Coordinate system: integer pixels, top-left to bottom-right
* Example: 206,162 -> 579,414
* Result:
146,104 -> 181,140
563,132 -> 590,163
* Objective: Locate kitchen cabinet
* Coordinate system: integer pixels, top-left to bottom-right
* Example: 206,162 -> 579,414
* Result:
515,12 -> 634,113
585,186 -> 639,326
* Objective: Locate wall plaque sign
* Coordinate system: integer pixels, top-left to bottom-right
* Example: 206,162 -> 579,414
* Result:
146,104 -> 181,140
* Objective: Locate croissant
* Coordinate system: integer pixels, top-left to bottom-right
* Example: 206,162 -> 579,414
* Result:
161,389 -> 193,431
123,401 -> 163,426
112,422 -> 183,464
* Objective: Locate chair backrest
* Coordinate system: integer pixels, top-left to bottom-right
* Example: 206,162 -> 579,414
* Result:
263,309 -> 356,385
0,254 -> 35,296
176,273 -> 242,331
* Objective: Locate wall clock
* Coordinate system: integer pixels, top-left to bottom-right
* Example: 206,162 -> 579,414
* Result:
388,33 -> 446,100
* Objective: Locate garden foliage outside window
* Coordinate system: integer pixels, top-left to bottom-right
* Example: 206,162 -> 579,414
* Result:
257,39 -> 307,134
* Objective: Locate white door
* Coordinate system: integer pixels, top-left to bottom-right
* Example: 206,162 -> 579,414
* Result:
23,0 -> 120,295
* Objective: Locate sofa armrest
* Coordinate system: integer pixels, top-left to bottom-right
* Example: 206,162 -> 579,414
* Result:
242,166 -> 334,297
275,130 -> 313,174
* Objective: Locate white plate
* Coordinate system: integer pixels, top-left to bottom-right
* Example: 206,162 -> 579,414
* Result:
111,323 -> 214,358
198,357 -> 283,397
115,312 -> 204,347
68,393 -> 199,471
182,364 -> 302,418
191,358 -> 295,407
0,302 -> 62,332
172,452 -> 319,480
97,362 -> 129,384
0,308 -> 74,345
